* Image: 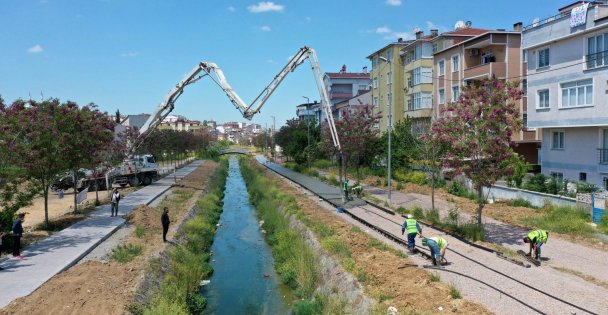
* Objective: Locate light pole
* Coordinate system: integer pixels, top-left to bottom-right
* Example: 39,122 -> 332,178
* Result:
303,96 -> 311,170
379,56 -> 392,205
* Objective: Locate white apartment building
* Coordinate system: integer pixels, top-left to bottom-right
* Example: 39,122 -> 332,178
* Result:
523,1 -> 608,187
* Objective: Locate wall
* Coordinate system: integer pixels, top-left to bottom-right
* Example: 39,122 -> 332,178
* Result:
483,185 -> 577,208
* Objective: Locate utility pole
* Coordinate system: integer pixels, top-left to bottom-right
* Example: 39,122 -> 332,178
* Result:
270,115 -> 275,161
379,56 -> 392,205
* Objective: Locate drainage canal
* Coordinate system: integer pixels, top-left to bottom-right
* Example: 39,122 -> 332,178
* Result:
202,156 -> 292,314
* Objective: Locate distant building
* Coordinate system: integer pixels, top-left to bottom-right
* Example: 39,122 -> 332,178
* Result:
297,101 -> 322,122
334,91 -> 372,120
323,65 -> 371,121
122,114 -> 151,130
158,116 -> 203,132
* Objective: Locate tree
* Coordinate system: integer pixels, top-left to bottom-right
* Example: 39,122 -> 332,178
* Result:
322,106 -> 381,182
431,78 -> 523,226
377,118 -> 419,171
275,119 -> 320,164
115,109 -> 121,124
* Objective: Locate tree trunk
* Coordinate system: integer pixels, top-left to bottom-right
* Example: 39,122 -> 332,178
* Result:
476,186 -> 484,226
73,169 -> 78,213
43,179 -> 49,228
431,169 -> 436,212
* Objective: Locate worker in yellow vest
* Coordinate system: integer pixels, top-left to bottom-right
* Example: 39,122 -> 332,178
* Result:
401,214 -> 422,252
422,236 -> 448,266
523,229 -> 548,261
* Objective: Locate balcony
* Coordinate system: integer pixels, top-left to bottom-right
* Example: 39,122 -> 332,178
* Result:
463,62 -> 506,81
330,92 -> 353,100
585,50 -> 608,70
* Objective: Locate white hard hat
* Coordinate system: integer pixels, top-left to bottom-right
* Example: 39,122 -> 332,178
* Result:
407,214 -> 413,219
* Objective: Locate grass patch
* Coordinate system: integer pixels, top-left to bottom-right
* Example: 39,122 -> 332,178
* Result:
321,236 -> 352,259
423,208 -> 485,241
430,272 -> 440,282
598,215 -> 608,234
111,244 -> 144,263
449,284 -> 462,299
135,226 -> 147,238
368,237 -> 391,252
504,198 -> 538,209
520,204 -> 595,236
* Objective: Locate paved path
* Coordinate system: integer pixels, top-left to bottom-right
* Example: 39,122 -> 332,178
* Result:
256,156 -> 365,208
258,157 -> 608,315
0,161 -> 203,308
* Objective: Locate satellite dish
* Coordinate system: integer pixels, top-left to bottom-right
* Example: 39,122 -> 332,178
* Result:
465,21 -> 472,28
454,20 -> 466,30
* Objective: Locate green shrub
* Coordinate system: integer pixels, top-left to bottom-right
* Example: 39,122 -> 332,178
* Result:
396,206 -> 407,214
321,236 -> 351,259
598,214 -> 608,234
375,178 -> 382,186
312,159 -> 332,169
447,180 -> 468,197
449,285 -> 462,299
425,209 -> 440,225
412,206 -> 424,219
396,181 -> 403,190
135,226 -> 147,238
408,172 -> 428,185
144,298 -> 189,315
186,294 -> 207,314
328,175 -> 339,186
505,198 -> 536,209
430,272 -> 440,282
523,173 -> 548,193
111,244 -> 144,263
292,298 -> 323,315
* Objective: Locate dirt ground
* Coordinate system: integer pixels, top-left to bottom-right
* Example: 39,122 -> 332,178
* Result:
270,169 -> 491,314
0,161 -> 219,315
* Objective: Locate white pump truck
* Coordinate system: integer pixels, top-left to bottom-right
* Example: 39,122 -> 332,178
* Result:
55,47 -> 345,199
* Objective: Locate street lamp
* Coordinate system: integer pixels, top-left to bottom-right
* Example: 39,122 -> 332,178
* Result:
303,96 -> 311,171
379,56 -> 392,205
270,115 -> 276,161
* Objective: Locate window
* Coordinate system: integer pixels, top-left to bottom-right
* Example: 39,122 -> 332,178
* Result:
387,93 -> 393,106
407,77 -> 412,88
452,85 -> 460,101
452,55 -> 460,72
372,56 -> 378,69
523,113 -> 528,130
373,96 -> 378,107
359,84 -> 368,91
432,43 -> 438,53
538,89 -> 549,108
387,72 -> 392,85
404,51 -> 413,64
522,79 -> 528,95
414,45 -> 423,60
373,77 -> 378,89
537,48 -> 550,68
587,33 -> 608,69
481,52 -> 495,64
550,172 -> 564,182
523,50 -> 528,63
413,68 -> 420,85
411,92 -> 432,110
438,60 -> 445,76
387,49 -> 393,62
552,131 -> 564,149
561,79 -> 593,107
438,89 -> 445,104
413,67 -> 432,85
580,172 -> 587,182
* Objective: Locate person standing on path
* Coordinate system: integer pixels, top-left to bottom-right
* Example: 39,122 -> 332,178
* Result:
523,229 -> 548,261
401,214 -> 422,252
343,179 -> 349,201
12,213 -> 25,259
111,189 -> 121,217
422,236 -> 448,266
161,207 -> 170,242
0,231 -> 6,268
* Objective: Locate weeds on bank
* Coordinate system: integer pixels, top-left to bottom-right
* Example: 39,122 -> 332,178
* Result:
520,204 -> 595,236
142,159 -> 228,315
430,272 -> 440,282
111,244 -> 143,263
135,226 -> 146,238
449,284 -> 462,299
404,206 -> 485,241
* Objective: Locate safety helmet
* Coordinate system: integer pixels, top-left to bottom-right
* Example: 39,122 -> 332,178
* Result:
407,214 -> 413,219
422,238 -> 428,246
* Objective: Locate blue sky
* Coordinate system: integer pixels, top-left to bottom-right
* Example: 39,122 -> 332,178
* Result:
1,0 -> 575,128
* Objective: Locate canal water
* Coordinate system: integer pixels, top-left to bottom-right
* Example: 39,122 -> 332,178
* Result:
202,156 -> 292,314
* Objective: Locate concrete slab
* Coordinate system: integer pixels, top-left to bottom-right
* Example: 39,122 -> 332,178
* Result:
0,160 -> 203,308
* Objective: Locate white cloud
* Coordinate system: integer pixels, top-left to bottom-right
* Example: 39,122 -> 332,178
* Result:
383,32 -> 414,41
227,6 -> 235,12
247,2 -> 284,13
305,16 -> 311,22
121,52 -> 139,57
375,26 -> 391,34
26,44 -> 43,53
260,25 -> 272,31
385,0 -> 402,6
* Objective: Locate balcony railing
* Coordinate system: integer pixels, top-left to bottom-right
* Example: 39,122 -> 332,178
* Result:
522,11 -> 569,31
598,148 -> 608,164
585,50 -> 608,69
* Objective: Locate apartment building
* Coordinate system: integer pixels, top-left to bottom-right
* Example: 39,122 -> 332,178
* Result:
523,1 -> 608,187
400,30 -> 439,135
323,65 -> 370,106
432,24 -> 541,164
368,38 -> 414,131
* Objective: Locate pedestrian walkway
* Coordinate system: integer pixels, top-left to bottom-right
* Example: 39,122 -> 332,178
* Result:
255,156 -> 365,208
256,156 -> 608,314
0,161 -> 203,308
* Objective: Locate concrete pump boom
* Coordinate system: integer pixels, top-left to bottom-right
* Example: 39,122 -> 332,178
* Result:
132,46 -> 341,156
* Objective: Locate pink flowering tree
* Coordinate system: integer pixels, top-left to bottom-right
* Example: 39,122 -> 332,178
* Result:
431,78 -> 523,226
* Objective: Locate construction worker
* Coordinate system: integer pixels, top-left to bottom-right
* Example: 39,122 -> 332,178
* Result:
352,182 -> 363,198
422,236 -> 448,266
343,178 -> 350,201
523,229 -> 548,261
401,214 -> 422,252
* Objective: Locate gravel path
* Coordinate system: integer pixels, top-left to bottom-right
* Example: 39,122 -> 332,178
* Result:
260,157 -> 608,315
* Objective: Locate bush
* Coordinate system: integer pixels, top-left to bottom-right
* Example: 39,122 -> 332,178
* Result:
111,244 -> 143,263
292,298 -> 323,315
396,181 -> 403,190
425,209 -> 440,225
505,198 -> 536,209
328,174 -> 339,186
523,173 -> 548,193
447,180 -> 468,197
599,214 -> 608,234
186,294 -> 207,314
412,206 -> 424,219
